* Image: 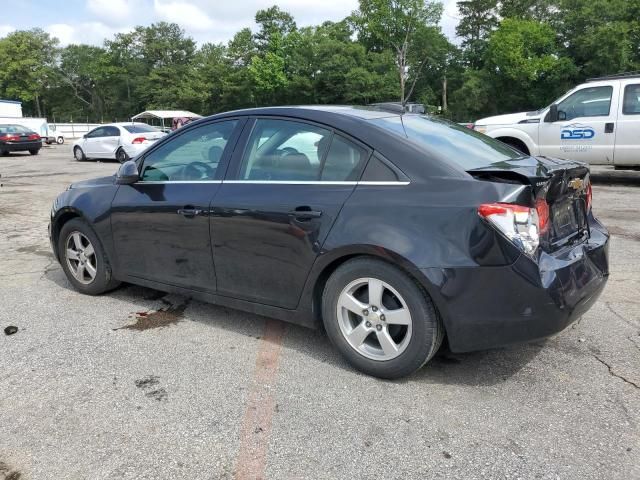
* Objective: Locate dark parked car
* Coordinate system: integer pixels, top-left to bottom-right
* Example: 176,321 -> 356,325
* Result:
48,106 -> 609,378
0,124 -> 42,155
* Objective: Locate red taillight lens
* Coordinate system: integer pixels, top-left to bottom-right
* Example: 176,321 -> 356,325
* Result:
131,137 -> 145,144
535,198 -> 549,232
478,202 -> 541,255
585,181 -> 593,211
0,134 -> 19,141
28,134 -> 40,140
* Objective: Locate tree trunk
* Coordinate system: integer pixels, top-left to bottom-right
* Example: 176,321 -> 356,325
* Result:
35,93 -> 42,117
442,76 -> 448,111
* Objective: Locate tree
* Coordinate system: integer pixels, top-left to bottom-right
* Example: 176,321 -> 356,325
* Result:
0,29 -> 59,117
354,0 -> 444,105
456,0 -> 498,69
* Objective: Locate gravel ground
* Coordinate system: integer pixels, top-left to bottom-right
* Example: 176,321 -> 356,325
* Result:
0,145 -> 638,480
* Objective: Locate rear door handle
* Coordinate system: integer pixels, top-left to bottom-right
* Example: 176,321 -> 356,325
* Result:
288,207 -> 323,220
177,207 -> 203,218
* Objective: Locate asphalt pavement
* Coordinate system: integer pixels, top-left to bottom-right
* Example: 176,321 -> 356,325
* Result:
0,145 -> 638,479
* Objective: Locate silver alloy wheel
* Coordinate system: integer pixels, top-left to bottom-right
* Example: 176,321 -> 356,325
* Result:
336,277 -> 412,361
117,149 -> 127,163
74,147 -> 83,161
57,136 -> 64,145
65,231 -> 97,285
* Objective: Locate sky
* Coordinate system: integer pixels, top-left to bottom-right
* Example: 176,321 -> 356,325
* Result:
0,0 -> 461,47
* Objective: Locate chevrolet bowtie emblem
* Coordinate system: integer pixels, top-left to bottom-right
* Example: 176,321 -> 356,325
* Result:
568,178 -> 584,191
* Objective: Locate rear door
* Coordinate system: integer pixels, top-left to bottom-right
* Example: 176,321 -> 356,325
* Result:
211,117 -> 370,309
95,125 -> 121,158
110,119 -> 243,291
538,83 -> 618,164
613,81 -> 640,166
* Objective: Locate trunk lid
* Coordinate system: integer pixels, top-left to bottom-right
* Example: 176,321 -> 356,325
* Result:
468,156 -> 591,251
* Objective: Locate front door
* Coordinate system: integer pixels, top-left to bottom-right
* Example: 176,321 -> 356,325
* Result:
538,84 -> 618,164
82,126 -> 106,156
211,118 -> 370,309
110,119 -> 242,291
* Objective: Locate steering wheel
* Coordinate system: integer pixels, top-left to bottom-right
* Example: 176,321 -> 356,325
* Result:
177,161 -> 215,180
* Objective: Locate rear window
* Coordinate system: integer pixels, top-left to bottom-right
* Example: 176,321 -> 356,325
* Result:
0,124 -> 31,134
123,124 -> 160,133
371,115 -> 521,170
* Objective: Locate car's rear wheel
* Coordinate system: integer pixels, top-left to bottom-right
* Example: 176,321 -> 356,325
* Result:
57,218 -> 120,295
29,149 -> 39,155
74,146 -> 86,162
57,136 -> 64,145
116,148 -> 129,163
322,258 -> 444,379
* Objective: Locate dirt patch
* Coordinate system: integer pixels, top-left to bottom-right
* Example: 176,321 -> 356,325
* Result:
17,245 -> 53,258
135,375 -> 168,402
114,299 -> 189,331
0,461 -> 22,480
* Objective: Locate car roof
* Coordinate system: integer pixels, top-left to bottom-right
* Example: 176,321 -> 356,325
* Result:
214,105 -> 401,121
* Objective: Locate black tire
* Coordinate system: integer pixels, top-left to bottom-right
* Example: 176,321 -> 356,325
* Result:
116,148 -> 129,163
73,146 -> 86,162
57,136 -> 64,145
322,257 -> 444,379
0,149 -> 7,156
29,149 -> 39,155
57,218 -> 121,295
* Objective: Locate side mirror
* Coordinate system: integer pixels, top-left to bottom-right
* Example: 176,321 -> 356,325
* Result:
116,160 -> 139,185
547,104 -> 559,122
82,134 -> 87,139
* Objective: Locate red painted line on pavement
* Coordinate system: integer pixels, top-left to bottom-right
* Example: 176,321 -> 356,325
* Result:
234,319 -> 286,480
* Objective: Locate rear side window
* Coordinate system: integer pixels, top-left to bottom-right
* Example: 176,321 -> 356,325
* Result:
623,84 -> 640,115
320,135 -> 368,181
372,115 -> 520,170
240,119 -> 331,181
141,120 -> 237,181
103,126 -> 120,137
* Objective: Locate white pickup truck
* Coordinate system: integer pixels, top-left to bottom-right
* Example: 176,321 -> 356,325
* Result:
473,73 -> 640,168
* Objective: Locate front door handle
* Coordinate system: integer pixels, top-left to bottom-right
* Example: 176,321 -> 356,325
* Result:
605,122 -> 614,133
288,206 -> 323,220
177,207 -> 203,218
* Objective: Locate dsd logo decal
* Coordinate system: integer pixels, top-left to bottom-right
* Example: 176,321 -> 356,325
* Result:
561,124 -> 595,140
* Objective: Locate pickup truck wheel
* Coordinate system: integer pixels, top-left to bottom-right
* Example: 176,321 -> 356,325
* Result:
57,136 -> 64,145
322,258 -> 444,379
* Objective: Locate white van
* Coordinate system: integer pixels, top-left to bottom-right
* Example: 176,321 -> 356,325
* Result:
473,73 -> 640,168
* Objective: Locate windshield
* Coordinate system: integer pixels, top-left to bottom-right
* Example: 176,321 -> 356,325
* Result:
371,115 -> 521,170
123,124 -> 160,134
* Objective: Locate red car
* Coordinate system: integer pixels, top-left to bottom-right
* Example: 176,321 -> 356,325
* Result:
0,124 -> 42,156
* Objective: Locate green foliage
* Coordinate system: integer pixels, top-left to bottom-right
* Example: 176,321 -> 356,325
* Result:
0,1 -> 636,123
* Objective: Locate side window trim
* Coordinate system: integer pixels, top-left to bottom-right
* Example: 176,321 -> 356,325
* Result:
136,117 -> 246,183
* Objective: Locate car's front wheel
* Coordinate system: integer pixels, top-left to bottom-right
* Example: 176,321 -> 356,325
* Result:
57,218 -> 120,295
29,149 -> 39,155
74,146 -> 86,162
322,258 -> 444,379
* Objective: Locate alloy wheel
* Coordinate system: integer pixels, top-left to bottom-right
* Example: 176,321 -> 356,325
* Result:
65,231 -> 97,285
74,148 -> 83,161
336,277 -> 412,361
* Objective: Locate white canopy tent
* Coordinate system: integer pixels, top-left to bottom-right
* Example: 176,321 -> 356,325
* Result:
131,110 -> 203,130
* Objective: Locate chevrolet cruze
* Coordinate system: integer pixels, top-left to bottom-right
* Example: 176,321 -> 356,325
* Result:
49,106 -> 609,378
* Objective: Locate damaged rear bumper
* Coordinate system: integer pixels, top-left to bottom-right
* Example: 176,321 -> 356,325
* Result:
422,217 -> 609,353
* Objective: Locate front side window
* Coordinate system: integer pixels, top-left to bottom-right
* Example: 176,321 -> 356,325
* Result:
141,120 -> 237,181
240,119 -> 331,181
86,127 -> 105,138
557,86 -> 613,121
623,84 -> 640,115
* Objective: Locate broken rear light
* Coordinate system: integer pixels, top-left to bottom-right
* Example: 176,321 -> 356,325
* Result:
478,202 -> 541,256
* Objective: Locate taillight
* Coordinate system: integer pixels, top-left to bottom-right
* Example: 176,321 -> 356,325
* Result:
585,180 -> 593,211
28,134 -> 40,140
131,137 -> 145,144
0,134 -> 19,141
535,198 -> 549,232
478,202 -> 541,256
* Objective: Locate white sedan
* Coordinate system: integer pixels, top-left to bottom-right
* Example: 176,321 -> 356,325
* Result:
72,123 -> 166,163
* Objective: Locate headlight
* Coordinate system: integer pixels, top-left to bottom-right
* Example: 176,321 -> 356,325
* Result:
474,125 -> 487,134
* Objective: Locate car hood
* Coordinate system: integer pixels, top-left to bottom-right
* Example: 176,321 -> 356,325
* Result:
69,175 -> 115,189
475,111 -> 540,126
